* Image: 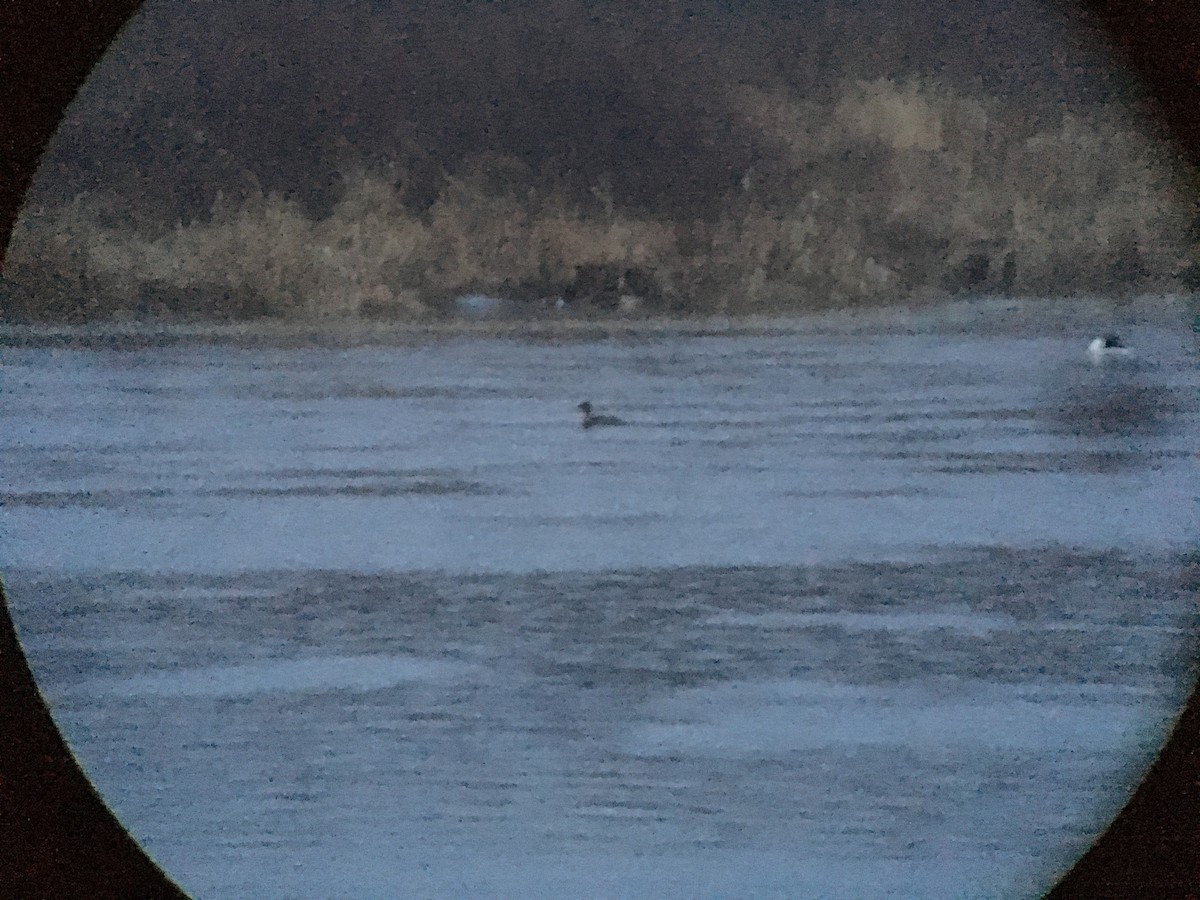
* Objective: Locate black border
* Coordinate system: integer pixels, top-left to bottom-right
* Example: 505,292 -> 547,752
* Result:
1,4 -> 191,895
0,1 -> 1197,896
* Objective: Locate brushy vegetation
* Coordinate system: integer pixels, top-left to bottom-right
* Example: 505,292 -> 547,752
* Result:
3,77 -> 1195,323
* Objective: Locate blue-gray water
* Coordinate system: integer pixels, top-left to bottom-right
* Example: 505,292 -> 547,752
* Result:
2,305 -> 1198,897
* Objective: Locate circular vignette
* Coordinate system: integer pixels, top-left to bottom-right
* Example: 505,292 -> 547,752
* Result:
1043,5 -> 1200,893
1,3 -> 189,897
1,1 -> 1199,898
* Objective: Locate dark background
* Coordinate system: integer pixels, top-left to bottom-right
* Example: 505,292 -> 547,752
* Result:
33,0 -> 1134,222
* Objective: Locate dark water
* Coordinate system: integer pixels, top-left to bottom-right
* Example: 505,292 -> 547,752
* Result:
7,549 -> 1197,898
2,307 -> 1198,896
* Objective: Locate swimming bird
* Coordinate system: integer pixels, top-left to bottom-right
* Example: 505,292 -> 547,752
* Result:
1088,334 -> 1132,362
578,401 -> 625,429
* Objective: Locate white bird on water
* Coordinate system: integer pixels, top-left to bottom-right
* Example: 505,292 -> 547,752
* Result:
1088,334 -> 1132,363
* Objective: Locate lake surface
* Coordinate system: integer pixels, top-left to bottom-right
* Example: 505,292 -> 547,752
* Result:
3,305 -> 1198,897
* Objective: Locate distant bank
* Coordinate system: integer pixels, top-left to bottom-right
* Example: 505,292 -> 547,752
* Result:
0,295 -> 1192,350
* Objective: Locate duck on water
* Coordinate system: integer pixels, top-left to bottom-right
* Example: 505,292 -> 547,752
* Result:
578,401 -> 625,429
1088,334 -> 1132,362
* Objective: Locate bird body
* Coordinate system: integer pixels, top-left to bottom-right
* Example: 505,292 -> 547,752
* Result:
578,401 -> 625,429
1088,334 -> 1132,362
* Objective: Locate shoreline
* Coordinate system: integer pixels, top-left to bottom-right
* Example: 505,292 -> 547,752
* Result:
0,294 -> 1194,349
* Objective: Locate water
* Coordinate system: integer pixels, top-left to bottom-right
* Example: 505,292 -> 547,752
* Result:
2,305 -> 1198,897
